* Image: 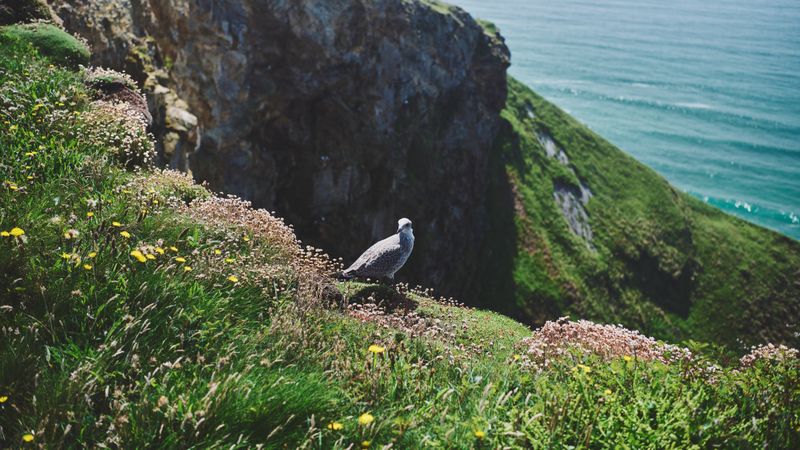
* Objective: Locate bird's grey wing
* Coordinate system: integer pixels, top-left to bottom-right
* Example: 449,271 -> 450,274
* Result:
345,235 -> 401,275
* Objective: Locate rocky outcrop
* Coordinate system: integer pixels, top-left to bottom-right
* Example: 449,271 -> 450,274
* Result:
50,0 -> 510,298
0,0 -> 60,26
50,1 -> 199,172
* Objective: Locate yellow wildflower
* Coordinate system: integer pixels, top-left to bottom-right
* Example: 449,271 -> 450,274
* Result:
513,354 -> 521,361
86,212 -> 94,218
227,275 -> 239,283
224,257 -> 235,263
358,412 -> 374,426
88,252 -> 97,258
146,254 -> 156,260
604,389 -> 613,396
120,231 -> 131,238
368,344 -> 385,355
169,246 -> 178,252
327,422 -> 343,431
83,264 -> 92,270
0,395 -> 7,403
214,249 -> 222,255
474,430 -> 486,440
576,364 -> 591,374
0,231 -> 9,237
243,236 -> 250,242
175,257 -> 186,263
8,124 -> 17,132
61,252 -> 72,259
155,247 -> 165,255
24,151 -> 37,157
361,441 -> 371,448
112,221 -> 122,227
184,266 -> 192,272
8,183 -> 18,191
130,250 -> 147,263
623,355 -> 633,362
22,433 -> 34,442
10,227 -> 25,237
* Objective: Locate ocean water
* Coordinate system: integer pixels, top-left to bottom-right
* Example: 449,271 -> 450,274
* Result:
454,0 -> 800,240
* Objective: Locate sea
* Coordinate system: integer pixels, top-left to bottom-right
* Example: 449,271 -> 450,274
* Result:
454,0 -> 800,240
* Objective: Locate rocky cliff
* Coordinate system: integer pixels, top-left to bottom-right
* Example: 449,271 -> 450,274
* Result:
46,0 -> 799,349
50,0 -> 510,297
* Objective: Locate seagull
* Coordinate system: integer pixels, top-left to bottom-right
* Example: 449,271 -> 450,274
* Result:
342,218 -> 414,281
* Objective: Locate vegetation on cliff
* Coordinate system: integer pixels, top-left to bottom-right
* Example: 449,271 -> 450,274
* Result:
476,77 -> 800,351
1,32 -> 799,449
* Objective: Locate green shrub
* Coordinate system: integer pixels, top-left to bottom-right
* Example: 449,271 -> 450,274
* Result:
0,23 -> 90,68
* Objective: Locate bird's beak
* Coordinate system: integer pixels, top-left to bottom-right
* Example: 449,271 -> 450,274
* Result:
397,226 -> 402,233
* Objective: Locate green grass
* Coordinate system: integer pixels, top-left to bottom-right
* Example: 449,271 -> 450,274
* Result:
474,77 -> 800,350
1,26 -> 799,449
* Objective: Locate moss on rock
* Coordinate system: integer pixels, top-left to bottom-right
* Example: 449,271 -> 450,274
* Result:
0,23 -> 89,68
0,0 -> 54,26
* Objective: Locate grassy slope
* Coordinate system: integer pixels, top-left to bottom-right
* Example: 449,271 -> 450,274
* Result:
476,77 -> 800,350
1,29 -> 799,449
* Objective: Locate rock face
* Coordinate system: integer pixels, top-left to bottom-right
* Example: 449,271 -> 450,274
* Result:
50,0 -> 510,298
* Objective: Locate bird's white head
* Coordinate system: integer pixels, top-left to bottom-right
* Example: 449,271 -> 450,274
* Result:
397,217 -> 413,234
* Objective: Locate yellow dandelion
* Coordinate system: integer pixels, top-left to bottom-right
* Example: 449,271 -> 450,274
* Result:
112,221 -> 122,227
61,252 -> 72,259
327,422 -> 343,431
130,250 -> 147,263
358,412 -> 374,426
120,231 -> 131,238
214,249 -> 222,255
22,433 -> 34,442
86,212 -> 94,218
26,176 -> 33,180
8,183 -> 18,191
145,254 -> 156,260
474,430 -> 486,440
88,251 -> 97,258
604,389 -> 613,396
361,441 -> 371,448
227,275 -> 239,283
513,354 -> 521,361
0,395 -> 7,403
152,199 -> 159,205
184,266 -> 192,272
169,246 -> 178,252
10,227 -> 25,237
243,236 -> 250,242
368,344 -> 385,355
155,247 -> 165,255
224,257 -> 235,263
175,257 -> 186,263
83,264 -> 92,270
0,231 -> 9,237
24,151 -> 37,157
576,364 -> 591,374
623,355 -> 633,362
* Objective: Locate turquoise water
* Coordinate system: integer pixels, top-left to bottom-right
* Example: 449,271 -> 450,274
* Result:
455,0 -> 800,240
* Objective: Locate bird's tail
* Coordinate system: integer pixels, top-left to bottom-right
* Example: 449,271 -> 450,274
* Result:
338,269 -> 355,280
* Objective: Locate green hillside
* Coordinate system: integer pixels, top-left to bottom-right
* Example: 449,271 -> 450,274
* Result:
1,24 -> 799,449
474,77 -> 800,350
